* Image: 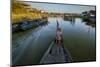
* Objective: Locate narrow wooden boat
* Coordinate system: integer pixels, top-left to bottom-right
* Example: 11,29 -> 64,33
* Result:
39,21 -> 72,64
39,41 -> 72,64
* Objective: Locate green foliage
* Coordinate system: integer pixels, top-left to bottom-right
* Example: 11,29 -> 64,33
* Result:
12,0 -> 48,23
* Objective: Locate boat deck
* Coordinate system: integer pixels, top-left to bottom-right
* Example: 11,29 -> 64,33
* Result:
39,42 -> 72,64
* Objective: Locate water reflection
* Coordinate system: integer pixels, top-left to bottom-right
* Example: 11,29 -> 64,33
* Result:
64,17 -> 96,28
70,18 -> 75,26
82,18 -> 96,28
13,17 -> 96,65
85,21 -> 96,28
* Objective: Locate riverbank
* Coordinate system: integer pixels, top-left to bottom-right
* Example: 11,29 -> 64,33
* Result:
81,10 -> 96,23
12,17 -> 48,32
12,0 -> 49,32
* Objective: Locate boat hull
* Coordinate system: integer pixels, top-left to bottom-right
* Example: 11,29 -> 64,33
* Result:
39,42 -> 72,64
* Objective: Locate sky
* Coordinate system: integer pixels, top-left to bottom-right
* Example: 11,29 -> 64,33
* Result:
24,2 -> 95,14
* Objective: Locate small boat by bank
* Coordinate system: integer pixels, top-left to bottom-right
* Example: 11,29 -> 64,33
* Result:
12,17 -> 48,32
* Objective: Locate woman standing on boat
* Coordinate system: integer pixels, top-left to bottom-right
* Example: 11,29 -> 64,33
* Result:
56,20 -> 63,46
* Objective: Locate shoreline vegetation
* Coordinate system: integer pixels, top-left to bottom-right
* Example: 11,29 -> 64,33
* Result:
12,0 -> 80,24
12,0 -> 96,32
12,0 -> 96,24
12,0 -> 48,24
12,0 -> 49,32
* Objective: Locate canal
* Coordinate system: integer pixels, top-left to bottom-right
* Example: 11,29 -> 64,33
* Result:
12,17 -> 96,65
